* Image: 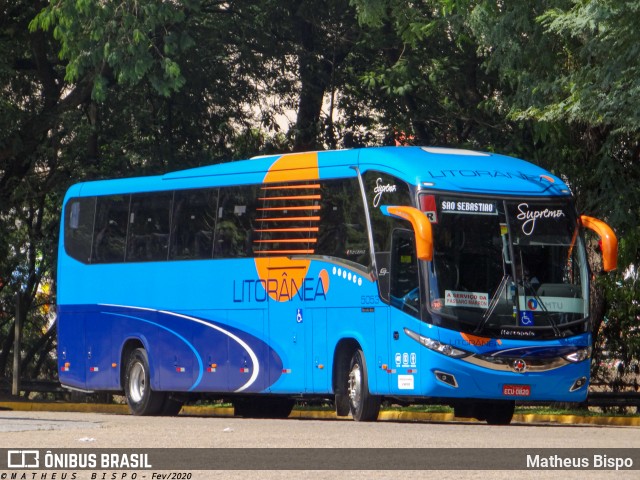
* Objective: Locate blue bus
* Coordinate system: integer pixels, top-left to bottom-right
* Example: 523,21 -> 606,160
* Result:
57,146 -> 617,424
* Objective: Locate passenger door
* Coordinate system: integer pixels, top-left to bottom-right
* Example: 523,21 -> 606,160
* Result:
387,229 -> 422,395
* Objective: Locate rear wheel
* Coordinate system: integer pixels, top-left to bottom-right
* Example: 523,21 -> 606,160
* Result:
124,348 -> 165,416
347,349 -> 380,421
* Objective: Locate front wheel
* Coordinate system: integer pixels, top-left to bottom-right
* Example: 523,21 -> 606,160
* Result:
347,349 -> 380,421
124,348 -> 166,416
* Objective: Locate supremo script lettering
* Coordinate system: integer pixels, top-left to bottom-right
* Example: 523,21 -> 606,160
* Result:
373,178 -> 397,207
517,203 -> 565,236
233,276 -> 327,302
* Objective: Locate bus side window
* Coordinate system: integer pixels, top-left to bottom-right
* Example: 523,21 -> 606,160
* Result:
92,195 -> 130,263
389,229 -> 421,318
362,170 -> 414,303
127,193 -> 172,262
170,189 -> 218,260
65,197 -> 96,263
316,178 -> 369,266
215,186 -> 257,258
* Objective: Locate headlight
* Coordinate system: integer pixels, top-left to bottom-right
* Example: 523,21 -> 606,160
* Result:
404,328 -> 470,358
563,347 -> 592,363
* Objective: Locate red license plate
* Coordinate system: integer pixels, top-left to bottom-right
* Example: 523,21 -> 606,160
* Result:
503,384 -> 531,396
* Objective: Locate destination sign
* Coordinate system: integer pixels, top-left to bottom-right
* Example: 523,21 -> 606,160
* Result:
440,199 -> 498,215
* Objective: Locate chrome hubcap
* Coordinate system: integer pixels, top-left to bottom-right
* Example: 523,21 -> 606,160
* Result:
348,363 -> 362,409
129,361 -> 146,403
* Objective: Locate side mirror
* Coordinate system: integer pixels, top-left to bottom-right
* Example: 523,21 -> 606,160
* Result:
580,215 -> 618,272
380,205 -> 433,261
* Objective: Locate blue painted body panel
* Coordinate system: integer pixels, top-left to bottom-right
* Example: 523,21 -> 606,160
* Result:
57,147 -> 588,402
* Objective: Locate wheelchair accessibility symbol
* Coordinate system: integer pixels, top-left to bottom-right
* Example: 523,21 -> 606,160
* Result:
519,311 -> 534,326
296,309 -> 303,323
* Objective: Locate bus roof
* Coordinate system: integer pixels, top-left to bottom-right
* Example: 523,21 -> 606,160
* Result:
65,146 -> 571,198
359,147 -> 571,196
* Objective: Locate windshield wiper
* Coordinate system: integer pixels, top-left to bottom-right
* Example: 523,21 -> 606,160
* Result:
522,280 -> 562,336
475,274 -> 511,334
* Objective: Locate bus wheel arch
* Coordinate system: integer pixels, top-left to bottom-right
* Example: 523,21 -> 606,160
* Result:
332,339 -> 380,421
123,346 -> 166,415
120,339 -> 145,390
332,338 -> 358,416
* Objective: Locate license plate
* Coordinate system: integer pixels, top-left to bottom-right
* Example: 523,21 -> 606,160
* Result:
503,384 -> 531,396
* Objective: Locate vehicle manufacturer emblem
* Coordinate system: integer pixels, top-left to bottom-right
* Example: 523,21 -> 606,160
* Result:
512,358 -> 527,373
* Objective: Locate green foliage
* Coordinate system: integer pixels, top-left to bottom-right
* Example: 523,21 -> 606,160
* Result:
538,1 -> 640,131
601,273 -> 640,370
30,0 -> 198,100
2,0 -> 639,390
466,0 -> 640,384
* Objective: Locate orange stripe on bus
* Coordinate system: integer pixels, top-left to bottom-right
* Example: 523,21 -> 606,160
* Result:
263,152 -> 319,183
257,206 -> 321,212
258,195 -> 321,201
261,184 -> 321,190
255,249 -> 315,254
254,238 -> 317,244
255,227 -> 319,233
257,216 -> 321,222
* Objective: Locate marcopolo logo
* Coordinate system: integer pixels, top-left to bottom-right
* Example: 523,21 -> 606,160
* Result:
8,450 -> 40,468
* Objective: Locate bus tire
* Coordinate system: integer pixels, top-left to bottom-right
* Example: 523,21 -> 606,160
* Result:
335,393 -> 350,417
348,349 -> 380,421
124,348 -> 165,416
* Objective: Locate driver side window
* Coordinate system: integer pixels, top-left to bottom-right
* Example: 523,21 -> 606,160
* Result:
390,229 -> 421,318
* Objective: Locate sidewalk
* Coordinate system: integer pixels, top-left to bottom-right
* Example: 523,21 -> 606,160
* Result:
1,400 -> 639,426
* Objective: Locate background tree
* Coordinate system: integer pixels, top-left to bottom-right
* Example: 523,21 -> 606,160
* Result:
350,0 -> 640,386
1,0 -> 638,394
468,0 -> 640,383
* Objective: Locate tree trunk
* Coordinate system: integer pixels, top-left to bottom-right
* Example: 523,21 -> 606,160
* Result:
292,13 -> 332,152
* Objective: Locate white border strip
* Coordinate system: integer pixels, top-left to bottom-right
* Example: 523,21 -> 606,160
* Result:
101,304 -> 260,392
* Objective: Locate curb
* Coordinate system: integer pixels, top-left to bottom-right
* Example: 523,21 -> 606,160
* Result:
1,401 -> 638,426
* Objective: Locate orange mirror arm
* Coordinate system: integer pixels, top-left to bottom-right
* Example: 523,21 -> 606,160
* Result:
381,205 -> 433,261
580,215 -> 618,272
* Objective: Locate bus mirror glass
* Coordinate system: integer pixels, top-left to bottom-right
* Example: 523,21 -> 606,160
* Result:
580,215 -> 618,272
380,205 -> 433,261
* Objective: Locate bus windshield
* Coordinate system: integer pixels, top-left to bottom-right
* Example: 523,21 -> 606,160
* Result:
420,195 -> 589,339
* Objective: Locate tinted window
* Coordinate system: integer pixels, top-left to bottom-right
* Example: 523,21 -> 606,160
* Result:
214,186 -> 258,258
64,197 -> 96,263
363,171 -> 414,300
127,192 -> 172,262
316,178 -> 369,266
170,189 -> 218,260
390,229 -> 421,318
93,195 -> 130,263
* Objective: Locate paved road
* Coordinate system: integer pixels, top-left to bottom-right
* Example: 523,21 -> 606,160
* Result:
1,410 -> 639,479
